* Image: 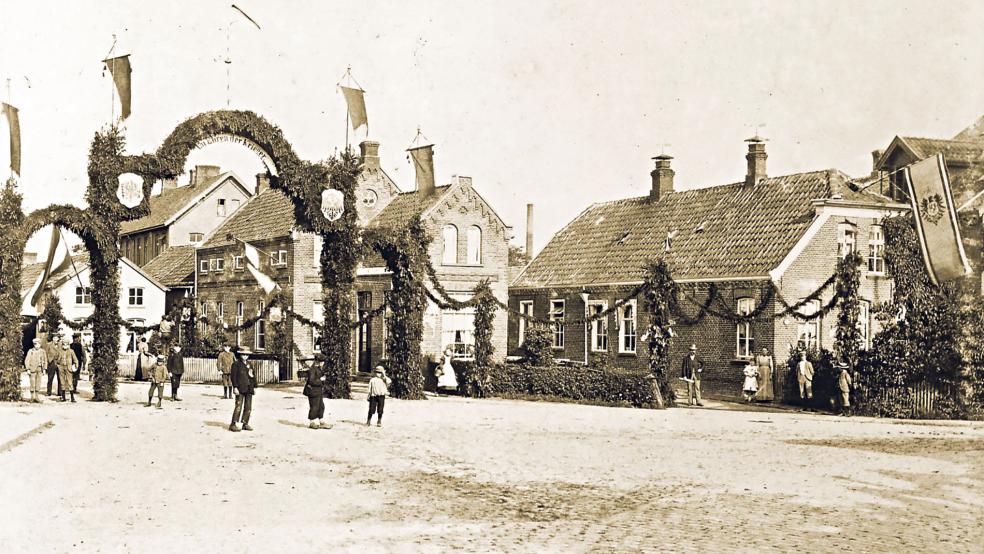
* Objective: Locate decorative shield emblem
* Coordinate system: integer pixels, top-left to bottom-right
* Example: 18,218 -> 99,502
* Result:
321,188 -> 344,221
920,193 -> 945,225
116,173 -> 145,209
268,306 -> 283,323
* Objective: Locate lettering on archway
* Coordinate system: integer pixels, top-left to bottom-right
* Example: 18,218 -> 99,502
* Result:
193,133 -> 279,177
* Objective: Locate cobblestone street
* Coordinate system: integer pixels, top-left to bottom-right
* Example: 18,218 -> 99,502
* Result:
1,379 -> 983,553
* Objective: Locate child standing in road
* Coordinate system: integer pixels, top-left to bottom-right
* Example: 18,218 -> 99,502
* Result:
741,362 -> 759,402
146,354 -> 167,409
367,366 -> 391,427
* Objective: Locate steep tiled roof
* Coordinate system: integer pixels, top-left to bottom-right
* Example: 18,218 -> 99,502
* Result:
899,137 -> 984,165
143,246 -> 196,287
369,185 -> 451,228
513,170 -> 871,288
120,173 -> 246,235
20,261 -> 45,293
201,188 -> 295,248
20,251 -> 167,295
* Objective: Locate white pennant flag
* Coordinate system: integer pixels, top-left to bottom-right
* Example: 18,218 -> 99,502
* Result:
243,242 -> 279,296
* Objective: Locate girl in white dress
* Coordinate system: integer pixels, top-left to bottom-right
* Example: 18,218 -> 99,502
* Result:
742,363 -> 759,402
436,347 -> 458,392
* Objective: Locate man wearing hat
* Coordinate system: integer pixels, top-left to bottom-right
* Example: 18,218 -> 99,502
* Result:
43,332 -> 62,397
680,343 -> 704,407
167,345 -> 185,401
146,354 -> 168,409
24,338 -> 48,403
55,339 -> 79,403
366,366 -> 392,427
836,361 -> 853,416
229,348 -> 257,432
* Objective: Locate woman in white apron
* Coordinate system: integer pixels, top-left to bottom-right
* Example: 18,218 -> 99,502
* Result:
436,347 -> 458,393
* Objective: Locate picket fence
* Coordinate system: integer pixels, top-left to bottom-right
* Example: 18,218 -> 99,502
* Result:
116,354 -> 280,385
862,381 -> 944,418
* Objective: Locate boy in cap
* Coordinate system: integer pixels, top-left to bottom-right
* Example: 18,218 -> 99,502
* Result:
366,366 -> 391,427
146,354 -> 168,409
24,338 -> 48,403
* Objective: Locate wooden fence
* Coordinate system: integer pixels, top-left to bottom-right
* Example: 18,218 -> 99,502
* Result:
117,354 -> 280,385
860,381 -> 944,418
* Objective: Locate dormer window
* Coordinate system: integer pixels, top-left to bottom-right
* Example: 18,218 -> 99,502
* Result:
217,199 -> 227,217
189,232 -> 204,243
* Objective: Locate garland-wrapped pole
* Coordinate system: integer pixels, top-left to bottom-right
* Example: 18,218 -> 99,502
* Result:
642,258 -> 672,409
471,280 -> 496,392
833,251 -> 863,369
0,181 -> 26,400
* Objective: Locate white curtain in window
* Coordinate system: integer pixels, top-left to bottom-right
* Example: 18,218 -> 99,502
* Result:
467,226 -> 482,264
442,225 -> 458,264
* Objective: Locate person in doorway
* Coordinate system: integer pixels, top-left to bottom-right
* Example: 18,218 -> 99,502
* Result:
367,366 -> 391,427
741,362 -> 758,402
146,354 -> 167,409
217,344 -> 234,399
796,351 -> 814,401
24,338 -> 48,403
303,363 -> 329,429
70,334 -> 85,393
436,346 -> 458,394
837,362 -> 853,416
55,340 -> 79,403
167,345 -> 184,401
135,337 -> 149,381
44,333 -> 61,397
680,344 -> 704,406
753,347 -> 775,402
229,348 -> 256,432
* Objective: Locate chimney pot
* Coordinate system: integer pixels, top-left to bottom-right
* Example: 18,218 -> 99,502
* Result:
256,173 -> 271,194
359,140 -> 380,170
650,154 -> 674,201
871,149 -> 884,176
192,165 -> 221,187
744,136 -> 767,187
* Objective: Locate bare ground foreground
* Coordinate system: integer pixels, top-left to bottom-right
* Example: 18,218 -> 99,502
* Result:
1,377 -> 983,553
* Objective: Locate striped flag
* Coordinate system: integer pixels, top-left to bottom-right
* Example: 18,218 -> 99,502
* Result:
103,54 -> 132,120
243,242 -> 279,295
904,153 -> 972,285
1,102 -> 20,183
23,227 -> 74,313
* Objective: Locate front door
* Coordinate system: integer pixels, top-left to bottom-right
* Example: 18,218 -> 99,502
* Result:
357,292 -> 372,373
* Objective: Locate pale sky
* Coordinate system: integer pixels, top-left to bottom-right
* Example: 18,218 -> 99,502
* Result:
3,0 -> 984,258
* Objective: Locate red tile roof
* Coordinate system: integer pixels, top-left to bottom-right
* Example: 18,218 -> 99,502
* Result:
513,169 -> 873,288
143,245 -> 196,287
369,186 -> 451,228
200,188 -> 295,249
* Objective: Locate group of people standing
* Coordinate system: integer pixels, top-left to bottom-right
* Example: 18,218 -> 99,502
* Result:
22,333 -> 86,403
133,338 -> 185,404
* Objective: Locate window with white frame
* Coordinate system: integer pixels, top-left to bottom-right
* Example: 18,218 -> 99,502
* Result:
199,302 -> 209,335
230,199 -> 241,213
212,257 -> 225,272
466,225 -> 482,265
217,198 -> 227,217
312,301 -> 324,352
442,224 -> 458,265
588,301 -> 609,352
796,299 -> 821,350
75,286 -> 92,305
441,293 -> 477,355
736,297 -> 755,358
273,250 -> 287,267
189,232 -> 204,243
235,301 -> 244,346
124,319 -> 145,352
233,256 -> 244,270
217,301 -> 224,323
619,300 -> 637,354
128,287 -> 144,306
518,300 -> 533,347
200,259 -> 209,273
255,302 -> 266,350
550,299 -> 565,349
858,300 -> 871,349
838,222 -> 857,258
868,225 -> 885,273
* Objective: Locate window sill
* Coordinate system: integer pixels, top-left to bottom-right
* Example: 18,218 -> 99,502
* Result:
731,358 -> 753,365
617,351 -> 637,356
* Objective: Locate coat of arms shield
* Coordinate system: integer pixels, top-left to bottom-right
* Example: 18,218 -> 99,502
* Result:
116,173 -> 145,209
321,188 -> 344,221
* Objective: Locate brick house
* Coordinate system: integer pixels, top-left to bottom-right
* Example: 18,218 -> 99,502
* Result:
508,138 -> 906,401
121,166 -> 253,308
193,140 -> 511,378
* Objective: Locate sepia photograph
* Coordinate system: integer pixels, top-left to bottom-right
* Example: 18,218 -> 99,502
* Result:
1,1 -> 983,552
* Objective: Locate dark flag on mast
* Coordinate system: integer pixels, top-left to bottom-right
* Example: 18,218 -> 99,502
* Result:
340,86 -> 368,132
1,102 -> 20,183
103,54 -> 132,120
407,144 -> 436,195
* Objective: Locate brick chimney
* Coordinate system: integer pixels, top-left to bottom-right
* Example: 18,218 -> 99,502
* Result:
744,136 -> 767,187
650,155 -> 675,201
191,165 -> 221,187
360,140 -> 380,170
256,172 -> 271,194
871,149 -> 884,177
452,175 -> 472,188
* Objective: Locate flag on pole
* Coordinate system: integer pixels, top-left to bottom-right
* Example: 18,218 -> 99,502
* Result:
103,54 -> 132,120
24,227 -> 74,311
1,102 -> 20,183
243,241 -> 280,295
407,144 -> 435,194
340,86 -> 368,132
904,153 -> 972,285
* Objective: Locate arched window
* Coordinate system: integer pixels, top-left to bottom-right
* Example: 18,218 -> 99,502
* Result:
442,224 -> 458,265
467,225 -> 482,265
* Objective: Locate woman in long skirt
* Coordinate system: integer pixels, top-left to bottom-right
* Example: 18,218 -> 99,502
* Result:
753,347 -> 775,401
436,347 -> 458,394
134,337 -> 149,381
304,363 -> 329,429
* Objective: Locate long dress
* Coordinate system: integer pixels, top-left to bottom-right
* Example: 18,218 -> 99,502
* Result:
436,351 -> 458,391
742,365 -> 759,396
135,342 -> 148,381
754,354 -> 774,401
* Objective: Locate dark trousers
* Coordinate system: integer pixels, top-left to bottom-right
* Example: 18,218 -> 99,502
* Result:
368,395 -> 385,422
46,364 -> 60,395
72,370 -> 80,392
232,393 -> 252,425
170,374 -> 182,398
148,382 -> 163,403
307,394 -> 325,420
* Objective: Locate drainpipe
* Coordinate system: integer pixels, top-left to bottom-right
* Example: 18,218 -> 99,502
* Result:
580,291 -> 589,366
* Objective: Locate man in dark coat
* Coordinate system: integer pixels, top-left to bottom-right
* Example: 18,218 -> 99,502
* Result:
229,348 -> 256,432
43,332 -> 62,396
70,334 -> 85,393
680,343 -> 704,407
167,345 -> 185,401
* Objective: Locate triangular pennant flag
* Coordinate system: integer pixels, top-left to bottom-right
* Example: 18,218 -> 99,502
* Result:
1,102 -> 21,183
904,153 -> 972,285
407,144 -> 435,194
340,86 -> 368,132
243,242 -> 280,295
103,54 -> 132,120
31,226 -> 73,308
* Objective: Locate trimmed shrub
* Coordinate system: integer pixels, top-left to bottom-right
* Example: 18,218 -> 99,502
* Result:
522,324 -> 553,366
